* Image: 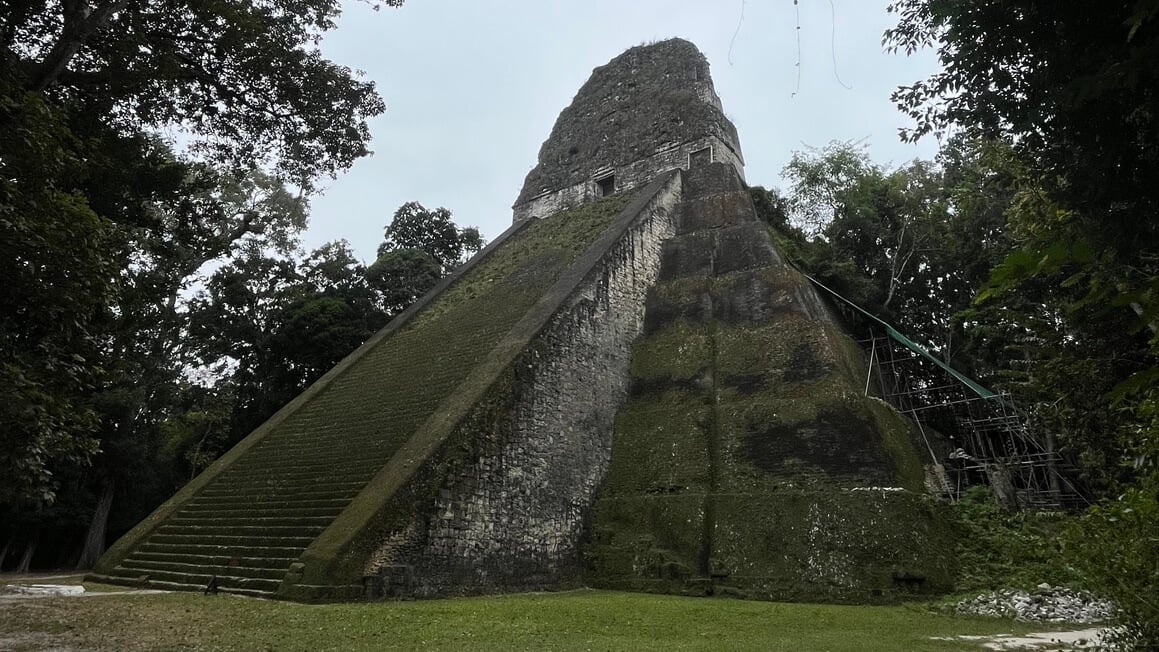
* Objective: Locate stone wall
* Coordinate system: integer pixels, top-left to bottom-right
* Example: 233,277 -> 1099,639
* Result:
361,173 -> 682,598
513,134 -> 742,223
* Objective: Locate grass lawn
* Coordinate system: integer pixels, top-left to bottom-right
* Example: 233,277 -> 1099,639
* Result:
0,584 -> 1082,651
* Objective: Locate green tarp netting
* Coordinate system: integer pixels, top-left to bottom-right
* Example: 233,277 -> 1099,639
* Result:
796,269 -> 998,400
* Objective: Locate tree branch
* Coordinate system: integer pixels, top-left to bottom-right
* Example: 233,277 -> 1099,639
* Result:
29,0 -> 131,93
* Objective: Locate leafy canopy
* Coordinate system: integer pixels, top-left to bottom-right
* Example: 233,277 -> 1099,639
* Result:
1,0 -> 403,186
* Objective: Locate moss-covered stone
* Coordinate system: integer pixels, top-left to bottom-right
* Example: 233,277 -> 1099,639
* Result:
586,163 -> 956,604
710,490 -> 956,603
628,323 -> 713,384
604,391 -> 712,496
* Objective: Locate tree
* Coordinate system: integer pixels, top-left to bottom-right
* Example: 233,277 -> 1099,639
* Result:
1,0 -> 400,524
366,249 -> 444,315
188,244 -> 304,439
885,0 -> 1159,336
380,202 -> 484,273
0,117 -> 318,563
1,0 -> 402,185
779,140 -> 1011,360
67,152 -> 311,568
188,239 -> 392,445
266,241 -> 389,400
366,202 -> 484,313
0,88 -> 109,509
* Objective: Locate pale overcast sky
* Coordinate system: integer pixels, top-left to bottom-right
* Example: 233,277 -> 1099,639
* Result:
305,0 -> 941,261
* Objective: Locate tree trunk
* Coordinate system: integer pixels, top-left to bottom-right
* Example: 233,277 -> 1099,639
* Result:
15,527 -> 39,573
0,535 -> 11,570
77,478 -> 116,569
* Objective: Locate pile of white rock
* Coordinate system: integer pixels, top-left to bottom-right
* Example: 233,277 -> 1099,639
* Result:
0,584 -> 85,597
951,583 -> 1116,624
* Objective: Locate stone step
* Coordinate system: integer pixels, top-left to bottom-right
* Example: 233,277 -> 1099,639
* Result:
197,472 -> 371,487
231,448 -> 397,467
275,426 -> 411,445
119,558 -> 288,581
184,493 -> 358,508
154,523 -> 327,538
87,573 -> 272,598
175,504 -> 344,519
105,566 -> 282,595
137,541 -> 307,559
129,551 -> 300,569
193,482 -> 366,500
147,532 -> 316,549
188,493 -> 356,505
264,409 -> 434,438
222,462 -> 385,478
181,498 -> 353,512
226,453 -> 389,469
222,462 -> 377,477
205,475 -> 376,492
168,515 -> 335,528
199,472 -> 372,486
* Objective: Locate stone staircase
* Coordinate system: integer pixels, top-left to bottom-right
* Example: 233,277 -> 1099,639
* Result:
105,456 -> 377,595
92,194 -> 631,598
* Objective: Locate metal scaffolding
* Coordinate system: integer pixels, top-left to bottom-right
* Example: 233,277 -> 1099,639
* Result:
860,331 -> 1089,511
792,264 -> 1089,510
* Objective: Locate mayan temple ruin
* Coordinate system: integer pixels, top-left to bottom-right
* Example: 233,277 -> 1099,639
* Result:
92,38 -> 956,602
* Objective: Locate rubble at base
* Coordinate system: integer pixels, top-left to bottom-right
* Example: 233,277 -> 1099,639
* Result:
950,584 -> 1116,624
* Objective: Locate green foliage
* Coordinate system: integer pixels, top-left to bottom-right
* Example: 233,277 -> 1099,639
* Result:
0,0 -> 417,568
1,0 -> 400,186
159,385 -> 234,481
0,84 -> 108,507
949,487 -> 1079,592
758,138 -> 1016,366
366,202 -> 486,314
378,201 -> 484,273
366,248 -> 444,314
885,0 -> 1159,426
1068,475 -> 1159,648
183,203 -> 485,469
781,141 -> 878,238
190,242 -> 365,444
1064,387 -> 1159,647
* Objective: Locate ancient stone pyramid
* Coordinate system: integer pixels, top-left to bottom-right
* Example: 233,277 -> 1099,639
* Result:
93,38 -> 954,602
